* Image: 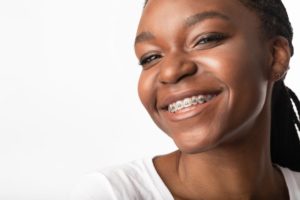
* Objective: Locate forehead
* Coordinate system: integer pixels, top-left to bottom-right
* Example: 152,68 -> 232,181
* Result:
137,0 -> 259,34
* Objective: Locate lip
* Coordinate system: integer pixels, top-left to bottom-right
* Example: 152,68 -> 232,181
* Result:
160,92 -> 222,121
158,88 -> 223,110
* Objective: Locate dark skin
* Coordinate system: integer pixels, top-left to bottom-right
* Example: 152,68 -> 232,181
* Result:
135,0 -> 291,199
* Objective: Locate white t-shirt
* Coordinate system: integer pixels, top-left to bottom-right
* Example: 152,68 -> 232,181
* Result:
70,158 -> 300,200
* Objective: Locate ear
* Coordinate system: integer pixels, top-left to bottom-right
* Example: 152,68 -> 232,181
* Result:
269,36 -> 291,82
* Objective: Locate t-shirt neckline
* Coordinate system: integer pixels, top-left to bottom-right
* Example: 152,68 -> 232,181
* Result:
143,157 -> 175,200
143,157 -> 294,200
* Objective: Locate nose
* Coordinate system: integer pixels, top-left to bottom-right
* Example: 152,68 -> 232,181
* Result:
158,53 -> 197,84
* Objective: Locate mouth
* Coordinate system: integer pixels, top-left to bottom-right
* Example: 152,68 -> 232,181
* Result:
167,94 -> 217,113
159,89 -> 222,121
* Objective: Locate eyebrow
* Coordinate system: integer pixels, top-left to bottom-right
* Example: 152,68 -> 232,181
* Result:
185,11 -> 230,27
135,31 -> 155,45
134,11 -> 230,45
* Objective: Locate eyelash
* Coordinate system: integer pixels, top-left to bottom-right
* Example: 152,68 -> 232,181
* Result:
194,33 -> 226,47
139,33 -> 227,67
139,54 -> 162,66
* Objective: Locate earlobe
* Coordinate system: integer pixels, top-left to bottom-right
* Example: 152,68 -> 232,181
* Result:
271,71 -> 287,82
269,36 -> 291,82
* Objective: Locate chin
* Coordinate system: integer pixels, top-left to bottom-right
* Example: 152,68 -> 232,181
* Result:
171,130 -> 222,154
176,142 -> 218,154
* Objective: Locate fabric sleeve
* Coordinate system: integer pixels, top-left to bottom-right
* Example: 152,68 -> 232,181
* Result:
69,172 -> 118,200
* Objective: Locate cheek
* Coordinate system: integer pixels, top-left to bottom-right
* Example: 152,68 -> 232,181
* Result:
218,49 -> 268,130
217,45 -> 265,81
203,37 -> 268,94
138,70 -> 166,129
197,43 -> 269,131
221,47 -> 268,102
138,70 -> 157,111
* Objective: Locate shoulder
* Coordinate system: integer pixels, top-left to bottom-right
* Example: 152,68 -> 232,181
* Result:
69,158 -> 169,200
278,166 -> 300,199
69,171 -> 117,200
101,158 -> 151,181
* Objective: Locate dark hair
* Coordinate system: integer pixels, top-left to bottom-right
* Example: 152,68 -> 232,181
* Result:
143,0 -> 300,171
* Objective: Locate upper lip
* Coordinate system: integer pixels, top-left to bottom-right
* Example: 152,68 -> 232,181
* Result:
158,88 -> 223,110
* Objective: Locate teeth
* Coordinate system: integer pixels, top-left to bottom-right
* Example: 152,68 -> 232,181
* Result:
197,95 -> 206,104
168,94 -> 216,113
183,98 -> 192,108
168,104 -> 176,113
206,94 -> 213,101
191,96 -> 197,105
176,101 -> 183,110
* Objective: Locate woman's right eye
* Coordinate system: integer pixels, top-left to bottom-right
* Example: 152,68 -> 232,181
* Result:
139,54 -> 162,66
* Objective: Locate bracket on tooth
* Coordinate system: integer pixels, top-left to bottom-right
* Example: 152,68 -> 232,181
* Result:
191,96 -> 198,105
197,95 -> 206,104
168,104 -> 176,113
176,101 -> 183,110
168,94 -> 214,113
183,98 -> 192,108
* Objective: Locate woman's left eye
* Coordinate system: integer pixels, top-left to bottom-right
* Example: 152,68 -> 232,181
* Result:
194,33 -> 227,47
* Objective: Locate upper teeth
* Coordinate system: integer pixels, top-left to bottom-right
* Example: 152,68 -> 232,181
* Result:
168,94 -> 214,113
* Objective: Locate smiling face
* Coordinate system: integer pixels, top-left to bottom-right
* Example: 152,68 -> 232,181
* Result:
135,0 -> 274,153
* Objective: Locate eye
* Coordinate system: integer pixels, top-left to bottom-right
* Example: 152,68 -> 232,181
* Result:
194,33 -> 227,47
139,54 -> 162,66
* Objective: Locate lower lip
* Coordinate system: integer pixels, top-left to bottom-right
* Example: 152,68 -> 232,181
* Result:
161,94 -> 221,121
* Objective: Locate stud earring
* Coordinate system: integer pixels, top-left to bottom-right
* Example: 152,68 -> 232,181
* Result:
273,73 -> 282,81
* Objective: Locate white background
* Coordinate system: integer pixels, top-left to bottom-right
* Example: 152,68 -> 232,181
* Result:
0,1 -> 299,199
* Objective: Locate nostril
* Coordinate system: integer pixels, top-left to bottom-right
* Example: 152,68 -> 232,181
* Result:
159,61 -> 198,84
176,73 -> 193,83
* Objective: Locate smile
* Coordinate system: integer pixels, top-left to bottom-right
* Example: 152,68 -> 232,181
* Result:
168,94 -> 216,113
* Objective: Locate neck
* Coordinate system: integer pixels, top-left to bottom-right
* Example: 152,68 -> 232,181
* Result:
177,147 -> 274,198
174,109 -> 287,199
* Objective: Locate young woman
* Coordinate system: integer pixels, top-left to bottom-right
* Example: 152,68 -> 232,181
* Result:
71,0 -> 300,199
